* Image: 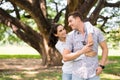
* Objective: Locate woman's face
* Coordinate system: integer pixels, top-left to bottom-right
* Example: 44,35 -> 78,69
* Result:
55,25 -> 67,39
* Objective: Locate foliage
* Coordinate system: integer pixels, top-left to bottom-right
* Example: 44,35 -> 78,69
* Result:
0,0 -> 120,47
0,0 -> 120,46
46,0 -> 66,24
0,24 -> 22,45
106,29 -> 120,49
97,6 -> 120,48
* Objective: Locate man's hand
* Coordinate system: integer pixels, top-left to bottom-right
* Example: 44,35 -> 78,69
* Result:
96,66 -> 103,75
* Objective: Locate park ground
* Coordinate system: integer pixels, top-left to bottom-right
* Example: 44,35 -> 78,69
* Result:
0,45 -> 120,80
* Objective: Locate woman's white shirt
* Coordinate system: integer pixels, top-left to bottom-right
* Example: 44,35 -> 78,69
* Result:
55,40 -> 73,74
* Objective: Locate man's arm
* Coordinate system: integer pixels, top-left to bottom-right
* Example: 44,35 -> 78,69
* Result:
62,44 -> 92,62
99,40 -> 108,66
96,40 -> 108,75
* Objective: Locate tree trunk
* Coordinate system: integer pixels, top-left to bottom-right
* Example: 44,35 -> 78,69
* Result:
66,0 -> 98,23
0,6 -> 62,66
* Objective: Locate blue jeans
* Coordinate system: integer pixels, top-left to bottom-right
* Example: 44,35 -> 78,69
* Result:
72,74 -> 100,80
62,73 -> 72,80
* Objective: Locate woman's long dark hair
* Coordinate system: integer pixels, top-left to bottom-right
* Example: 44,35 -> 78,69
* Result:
48,23 -> 62,48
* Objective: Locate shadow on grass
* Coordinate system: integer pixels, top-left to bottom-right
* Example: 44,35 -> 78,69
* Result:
0,69 -> 62,80
101,78 -> 120,80
0,56 -> 120,80
104,56 -> 120,76
100,56 -> 120,80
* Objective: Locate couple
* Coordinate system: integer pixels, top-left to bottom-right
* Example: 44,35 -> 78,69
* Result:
49,11 -> 108,80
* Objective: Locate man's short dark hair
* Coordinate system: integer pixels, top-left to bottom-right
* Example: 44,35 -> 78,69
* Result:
68,11 -> 84,21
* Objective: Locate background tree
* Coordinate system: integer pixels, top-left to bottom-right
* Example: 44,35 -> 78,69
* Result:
0,0 -> 120,66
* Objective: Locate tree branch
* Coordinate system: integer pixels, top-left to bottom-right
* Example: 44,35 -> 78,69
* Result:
53,0 -> 58,13
105,1 -> 120,7
39,0 -> 47,17
10,2 -> 20,19
88,0 -> 105,25
78,0 -> 98,19
0,8 -> 43,53
53,7 -> 66,23
8,0 -> 51,38
98,15 -> 109,33
0,0 -> 3,4
8,0 -> 32,10
97,11 -> 117,33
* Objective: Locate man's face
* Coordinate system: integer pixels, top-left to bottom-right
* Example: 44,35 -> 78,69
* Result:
68,16 -> 77,30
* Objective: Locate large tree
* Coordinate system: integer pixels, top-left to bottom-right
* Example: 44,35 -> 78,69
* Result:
0,0 -> 120,66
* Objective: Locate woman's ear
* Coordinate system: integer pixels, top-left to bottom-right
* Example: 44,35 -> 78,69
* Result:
54,34 -> 58,37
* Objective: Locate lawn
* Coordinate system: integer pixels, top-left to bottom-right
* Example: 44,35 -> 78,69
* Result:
0,45 -> 120,80
100,56 -> 120,80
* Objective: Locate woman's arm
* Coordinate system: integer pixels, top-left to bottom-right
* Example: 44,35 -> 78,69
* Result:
85,22 -> 94,47
85,22 -> 97,57
62,44 -> 92,62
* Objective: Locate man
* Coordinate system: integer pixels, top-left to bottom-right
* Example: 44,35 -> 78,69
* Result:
63,11 -> 108,80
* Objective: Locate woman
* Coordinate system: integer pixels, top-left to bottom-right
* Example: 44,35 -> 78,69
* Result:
48,22 -> 96,80
49,23 -> 73,80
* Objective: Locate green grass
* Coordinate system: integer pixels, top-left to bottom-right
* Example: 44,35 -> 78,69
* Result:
100,56 -> 120,80
0,55 -> 41,59
0,56 -> 120,80
0,45 -> 119,79
0,70 -> 62,80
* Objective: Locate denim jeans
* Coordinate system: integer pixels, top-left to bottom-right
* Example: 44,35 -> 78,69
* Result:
72,74 -> 100,80
62,73 -> 72,80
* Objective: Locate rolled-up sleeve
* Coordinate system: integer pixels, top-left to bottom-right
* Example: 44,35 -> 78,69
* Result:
97,29 -> 105,43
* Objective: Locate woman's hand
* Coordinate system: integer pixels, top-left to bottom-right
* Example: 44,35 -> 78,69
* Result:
85,51 -> 97,57
81,44 -> 92,53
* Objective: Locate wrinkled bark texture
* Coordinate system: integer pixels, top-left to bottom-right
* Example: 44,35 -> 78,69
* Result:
0,0 -> 120,66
